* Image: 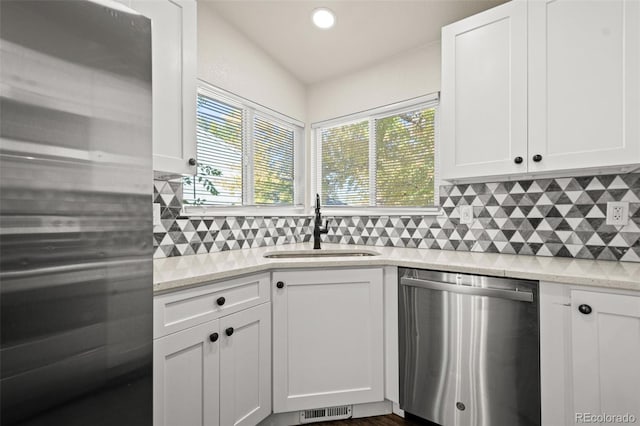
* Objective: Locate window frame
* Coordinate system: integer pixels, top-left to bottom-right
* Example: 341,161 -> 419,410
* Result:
312,93 -> 441,216
182,82 -> 306,216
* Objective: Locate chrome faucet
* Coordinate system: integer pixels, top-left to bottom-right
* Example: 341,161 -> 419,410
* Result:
313,193 -> 329,249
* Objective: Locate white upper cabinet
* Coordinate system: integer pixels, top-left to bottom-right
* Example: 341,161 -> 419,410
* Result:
528,0 -> 640,173
441,1 -> 528,181
130,0 -> 197,176
441,0 -> 640,182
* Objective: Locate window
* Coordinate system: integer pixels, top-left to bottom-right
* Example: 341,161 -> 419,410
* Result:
315,96 -> 438,209
184,85 -> 303,210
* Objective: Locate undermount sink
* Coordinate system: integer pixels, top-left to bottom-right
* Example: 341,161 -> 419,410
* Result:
263,249 -> 379,259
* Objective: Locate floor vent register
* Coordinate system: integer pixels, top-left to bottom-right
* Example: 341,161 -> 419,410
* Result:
299,405 -> 352,423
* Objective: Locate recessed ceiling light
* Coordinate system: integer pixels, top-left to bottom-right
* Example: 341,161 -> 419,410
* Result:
312,8 -> 335,29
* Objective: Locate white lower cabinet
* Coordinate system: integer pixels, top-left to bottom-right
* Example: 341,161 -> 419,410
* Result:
540,282 -> 640,425
153,274 -> 271,426
271,268 -> 384,413
154,320 -> 220,426
219,303 -> 271,426
571,290 -> 640,423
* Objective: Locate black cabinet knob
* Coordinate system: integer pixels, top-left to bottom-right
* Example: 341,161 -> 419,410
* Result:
216,297 -> 226,306
225,327 -> 234,336
578,304 -> 592,315
276,281 -> 285,289
209,332 -> 219,342
514,156 -> 523,164
532,154 -> 543,162
188,158 -> 197,166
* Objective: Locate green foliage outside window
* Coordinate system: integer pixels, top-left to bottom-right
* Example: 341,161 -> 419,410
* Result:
320,107 -> 436,207
376,108 -> 436,206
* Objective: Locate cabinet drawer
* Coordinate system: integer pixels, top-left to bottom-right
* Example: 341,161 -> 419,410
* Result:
154,273 -> 270,338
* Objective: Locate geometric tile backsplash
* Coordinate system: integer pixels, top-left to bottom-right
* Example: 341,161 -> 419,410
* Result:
154,173 -> 640,262
153,180 -> 311,258
328,173 -> 640,262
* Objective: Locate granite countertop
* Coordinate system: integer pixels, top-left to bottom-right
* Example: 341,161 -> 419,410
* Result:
153,242 -> 640,294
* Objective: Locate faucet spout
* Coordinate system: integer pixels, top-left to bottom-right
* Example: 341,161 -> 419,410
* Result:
313,194 -> 329,249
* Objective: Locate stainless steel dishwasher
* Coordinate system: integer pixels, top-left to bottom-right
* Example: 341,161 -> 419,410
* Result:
398,268 -> 540,426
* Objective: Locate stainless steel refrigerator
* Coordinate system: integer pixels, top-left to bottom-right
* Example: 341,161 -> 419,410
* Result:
0,1 -> 153,425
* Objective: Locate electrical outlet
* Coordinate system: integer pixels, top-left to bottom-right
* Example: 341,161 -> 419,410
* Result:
606,201 -> 629,226
153,203 -> 161,226
459,205 -> 474,224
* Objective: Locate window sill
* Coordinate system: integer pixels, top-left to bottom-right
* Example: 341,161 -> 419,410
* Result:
181,205 -> 308,217
318,207 -> 443,217
180,205 -> 443,218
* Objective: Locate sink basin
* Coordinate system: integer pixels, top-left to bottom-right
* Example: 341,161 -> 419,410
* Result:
263,249 -> 379,259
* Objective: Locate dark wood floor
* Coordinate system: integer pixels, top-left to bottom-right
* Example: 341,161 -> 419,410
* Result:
316,414 -> 431,425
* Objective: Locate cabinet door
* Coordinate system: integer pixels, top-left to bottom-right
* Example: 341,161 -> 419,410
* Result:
219,303 -> 271,426
154,320 -> 220,426
571,290 -> 640,423
130,0 -> 197,176
272,268 -> 384,412
528,0 -> 640,172
440,1 -> 528,181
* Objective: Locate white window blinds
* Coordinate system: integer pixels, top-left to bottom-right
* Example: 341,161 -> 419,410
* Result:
253,114 -> 295,205
316,100 -> 438,208
320,120 -> 370,206
184,86 -> 303,208
375,108 -> 436,206
186,93 -> 243,206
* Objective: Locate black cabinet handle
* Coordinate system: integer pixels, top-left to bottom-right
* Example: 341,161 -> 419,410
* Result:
209,332 -> 219,342
578,304 -> 592,315
216,297 -> 226,306
532,154 -> 543,162
514,156 -> 523,164
188,158 -> 197,166
225,327 -> 234,336
276,281 -> 285,289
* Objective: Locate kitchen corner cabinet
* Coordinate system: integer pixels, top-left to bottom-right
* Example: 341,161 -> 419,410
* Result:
272,268 -> 384,413
441,0 -> 640,182
130,0 -> 197,176
153,273 -> 271,426
540,283 -> 640,425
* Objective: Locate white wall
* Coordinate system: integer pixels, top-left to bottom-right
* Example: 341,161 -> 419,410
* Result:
197,2 -> 306,122
197,7 -> 442,209
307,42 -> 441,124
305,42 -> 441,207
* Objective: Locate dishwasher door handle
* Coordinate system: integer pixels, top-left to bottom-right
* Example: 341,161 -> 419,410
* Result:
400,277 -> 534,303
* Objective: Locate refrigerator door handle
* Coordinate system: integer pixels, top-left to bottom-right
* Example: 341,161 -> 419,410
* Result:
400,277 -> 534,303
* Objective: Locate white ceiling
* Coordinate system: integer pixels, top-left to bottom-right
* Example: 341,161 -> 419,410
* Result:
201,0 -> 507,85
